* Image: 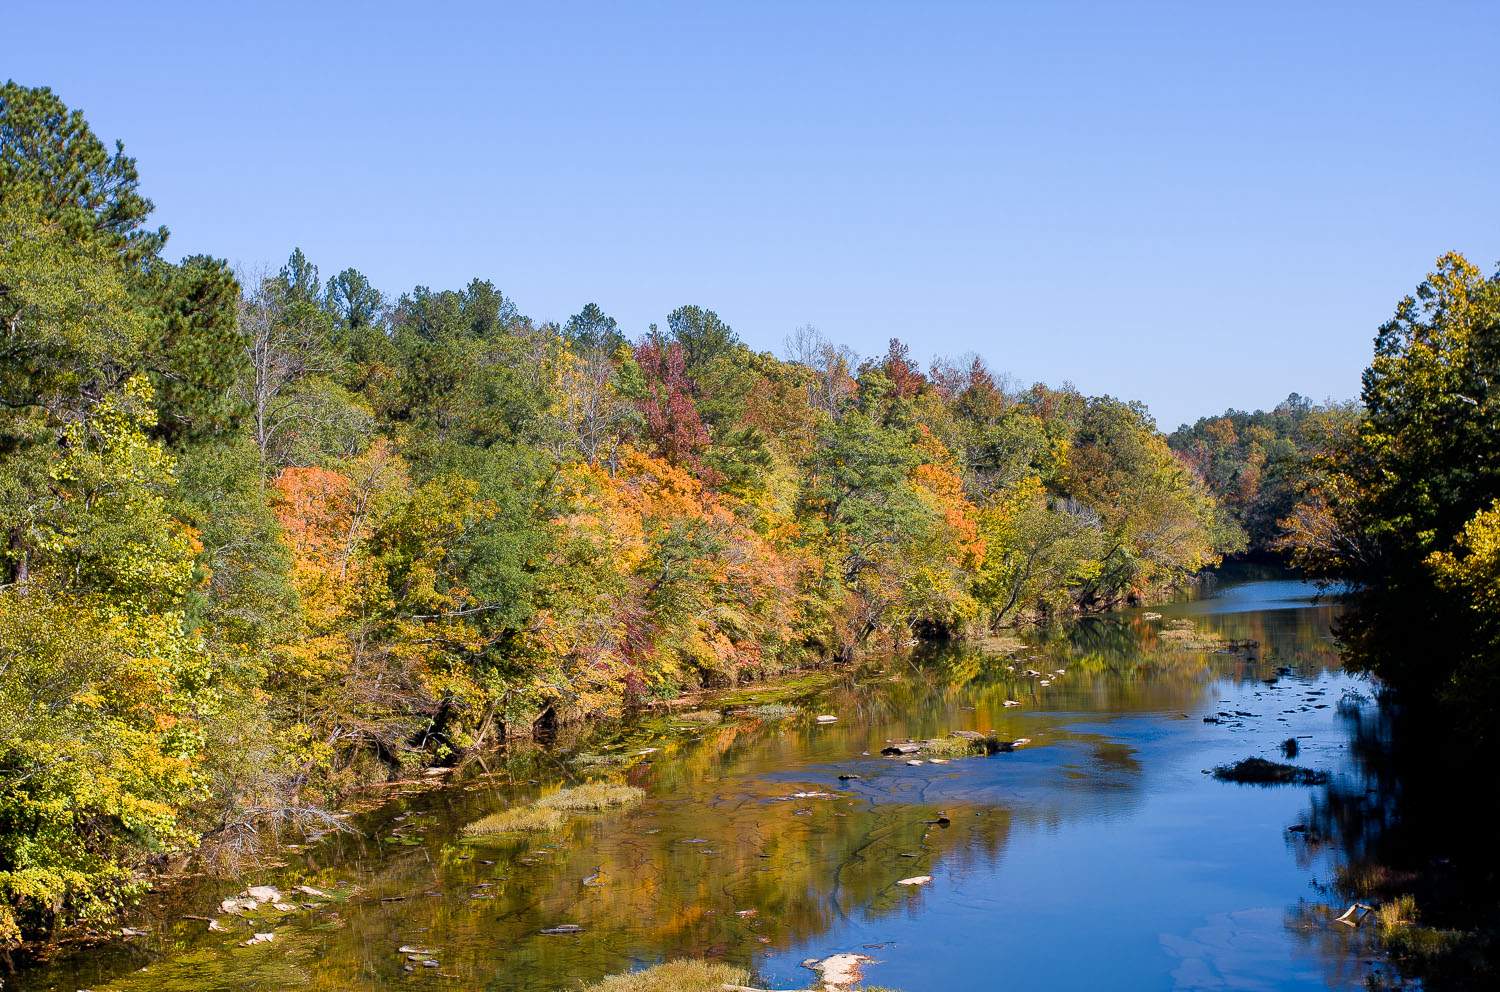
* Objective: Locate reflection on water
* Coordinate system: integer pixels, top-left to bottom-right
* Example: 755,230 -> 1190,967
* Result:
16,579 -> 1393,992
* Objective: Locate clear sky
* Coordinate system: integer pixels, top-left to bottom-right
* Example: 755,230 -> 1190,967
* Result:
10,1 -> 1498,429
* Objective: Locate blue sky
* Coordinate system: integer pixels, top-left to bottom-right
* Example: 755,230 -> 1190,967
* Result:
10,1 -> 1498,429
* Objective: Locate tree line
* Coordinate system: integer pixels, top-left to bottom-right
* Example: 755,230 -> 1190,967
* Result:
0,82 -> 1237,945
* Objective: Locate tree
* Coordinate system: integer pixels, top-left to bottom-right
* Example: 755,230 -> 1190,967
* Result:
0,81 -> 163,262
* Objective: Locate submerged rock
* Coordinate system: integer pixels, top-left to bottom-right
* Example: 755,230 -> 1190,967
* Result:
540,923 -> 585,935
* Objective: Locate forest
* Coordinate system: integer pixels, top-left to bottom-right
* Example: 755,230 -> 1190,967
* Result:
3,76 -> 1499,976
0,83 -> 1237,947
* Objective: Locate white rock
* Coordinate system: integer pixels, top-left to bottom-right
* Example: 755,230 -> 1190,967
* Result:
803,952 -> 876,989
896,875 -> 932,886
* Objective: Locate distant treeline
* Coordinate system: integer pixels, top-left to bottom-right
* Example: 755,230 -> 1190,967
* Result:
1168,393 -> 1361,555
0,82 -> 1237,944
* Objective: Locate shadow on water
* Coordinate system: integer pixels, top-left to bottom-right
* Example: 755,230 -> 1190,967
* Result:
14,574 -> 1475,992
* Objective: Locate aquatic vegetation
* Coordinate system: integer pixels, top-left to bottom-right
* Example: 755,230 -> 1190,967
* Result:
742,703 -> 799,719
579,959 -> 750,992
1211,757 -> 1329,785
675,709 -> 723,725
460,806 -> 566,837
920,734 -> 992,758
536,783 -> 646,812
1158,619 -> 1225,650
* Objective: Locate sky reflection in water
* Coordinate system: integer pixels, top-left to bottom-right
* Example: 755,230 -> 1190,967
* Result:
17,578 -> 1379,992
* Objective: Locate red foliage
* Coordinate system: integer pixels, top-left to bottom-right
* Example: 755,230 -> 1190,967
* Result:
634,338 -> 717,482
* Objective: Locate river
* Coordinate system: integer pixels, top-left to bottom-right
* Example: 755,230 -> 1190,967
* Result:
15,574 -> 1396,991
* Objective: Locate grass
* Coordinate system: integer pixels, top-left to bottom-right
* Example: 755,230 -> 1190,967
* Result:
1159,619 -> 1225,650
1377,894 -> 1418,937
675,709 -> 723,725
923,735 -> 990,758
535,782 -> 646,812
460,806 -> 565,838
579,959 -> 904,992
743,703 -> 799,719
1212,757 -> 1330,785
579,959 -> 750,992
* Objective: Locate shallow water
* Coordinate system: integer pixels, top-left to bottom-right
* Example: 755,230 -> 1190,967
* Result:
17,577 -> 1385,992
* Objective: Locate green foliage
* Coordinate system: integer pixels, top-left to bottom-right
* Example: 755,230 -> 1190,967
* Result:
1170,393 -> 1360,552
1284,252 -> 1500,747
0,83 -> 1241,945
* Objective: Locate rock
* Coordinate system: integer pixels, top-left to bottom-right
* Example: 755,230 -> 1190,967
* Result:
1003,699 -> 1021,707
271,902 -> 295,912
880,742 -> 924,756
293,885 -> 331,898
207,918 -> 226,932
815,714 -> 839,723
244,885 -> 281,904
119,926 -> 147,937
243,932 -> 275,946
837,773 -> 862,781
896,875 -> 932,886
398,945 -> 436,955
905,759 -> 923,766
540,924 -> 584,935
422,766 -> 453,776
803,952 -> 876,989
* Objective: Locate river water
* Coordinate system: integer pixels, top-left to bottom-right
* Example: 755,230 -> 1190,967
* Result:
16,575 -> 1391,992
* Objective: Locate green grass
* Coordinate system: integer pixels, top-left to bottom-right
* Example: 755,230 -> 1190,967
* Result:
460,806 -> 565,838
580,959 -> 750,992
577,959 -> 907,992
743,703 -> 799,719
923,735 -> 988,758
535,782 -> 646,812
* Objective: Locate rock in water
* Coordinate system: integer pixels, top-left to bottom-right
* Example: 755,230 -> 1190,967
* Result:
803,952 -> 876,988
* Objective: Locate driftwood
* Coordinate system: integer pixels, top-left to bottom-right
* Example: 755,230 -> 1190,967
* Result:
1334,903 -> 1373,927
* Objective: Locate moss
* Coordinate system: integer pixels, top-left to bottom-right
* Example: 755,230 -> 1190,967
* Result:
535,782 -> 646,812
714,670 -> 843,709
580,959 -> 751,992
1211,757 -> 1329,785
460,806 -> 566,838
